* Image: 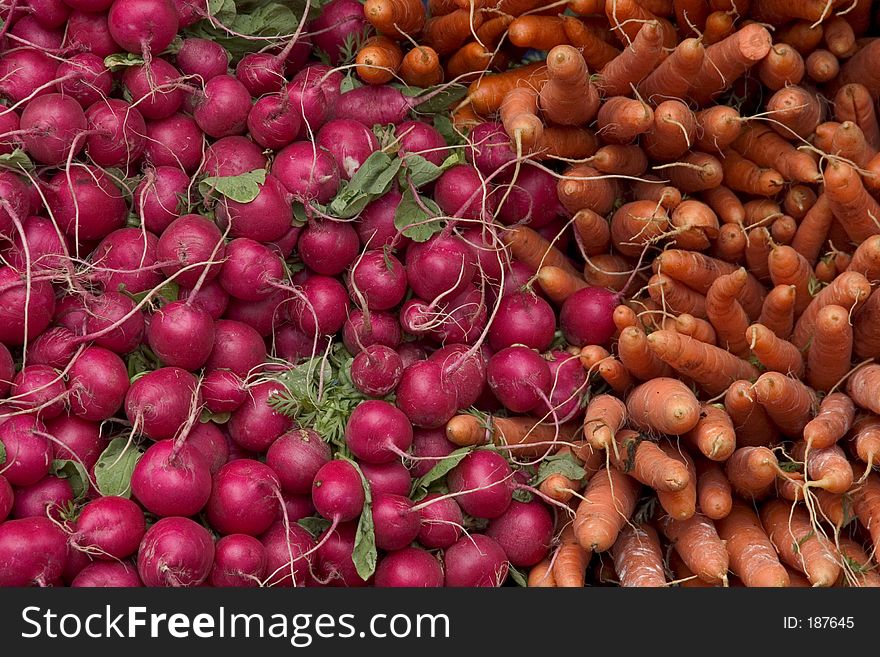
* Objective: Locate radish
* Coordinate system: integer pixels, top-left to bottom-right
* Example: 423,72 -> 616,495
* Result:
71,561 -> 142,587
467,121 -> 515,176
275,323 -> 329,361
47,165 -> 127,241
64,11 -> 119,58
84,291 -> 145,354
266,428 -> 331,495
432,284 -> 488,344
193,74 -> 251,138
25,0 -> 70,28
345,400 -> 413,464
133,166 -> 190,233
410,428 -> 458,478
0,48 -> 58,103
486,499 -> 554,567
20,93 -> 87,166
350,345 -> 404,397
396,360 -> 459,429
0,517 -> 69,586
280,493 -> 315,522
285,68 -> 332,137
496,164 -> 565,228
0,343 -> 13,396
203,135 -> 268,177
64,0 -> 114,12
46,415 -> 107,470
227,381 -> 293,452
146,300 -> 215,370
460,226 -> 504,283
444,533 -> 509,587
125,367 -> 199,441
316,119 -> 380,179
137,516 -> 214,587
201,369 -> 247,414
416,494 -> 463,549
144,113 -> 204,172
235,51 -> 288,97
61,548 -> 93,586
374,547 -> 444,587
156,213 -> 226,288
335,86 -> 413,127
171,0 -> 202,27
536,350 -> 588,422
488,290 -> 556,352
260,520 -> 315,587
272,141 -> 340,203
224,289 -> 288,337
107,0 -> 179,55
447,450 -> 514,519
176,38 -> 229,82
67,346 -> 129,421
299,220 -> 360,276
91,228 -> 163,294
428,344 -> 487,410
0,110 -> 18,156
311,460 -> 365,526
560,287 -> 619,347
247,93 -> 300,150
342,309 -> 402,354
349,249 -> 407,310
310,0 -> 366,64
357,189 -> 410,249
406,234 -> 476,303
57,53 -> 113,109
73,496 -> 146,560
0,416 -> 52,487
10,476 -> 73,519
185,422 -> 229,475
27,328 -> 79,370
359,460 -> 411,497
11,15 -> 64,49
206,459 -> 280,536
216,175 -> 293,243
122,59 -> 183,120
218,238 -> 284,301
287,274 -> 349,337
372,492 -> 420,550
0,476 -> 12,523
84,98 -> 146,167
179,279 -> 229,320
10,364 -> 66,418
487,346 -> 552,413
205,319 -> 267,376
0,172 -> 28,237
434,164 -> 496,220
131,440 -> 212,517
396,120 -> 449,166
502,260 -> 538,297
210,534 -> 267,587
315,522 -> 367,587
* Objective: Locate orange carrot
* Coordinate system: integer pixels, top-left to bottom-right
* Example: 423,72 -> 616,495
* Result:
364,0 -> 427,38
753,0 -> 845,23
767,245 -> 813,316
846,235 -> 880,284
501,225 -> 579,276
834,83 -> 880,151
724,378 -> 779,447
598,21 -> 665,98
527,558 -> 557,587
400,46 -> 443,87
806,304 -> 853,393
648,273 -> 708,318
625,378 -> 701,438
429,0 -> 457,15
667,151 -> 724,193
830,121 -> 876,168
701,184 -> 745,224
712,223 -> 747,263
474,14 -> 511,46
630,176 -> 682,208
757,42 -> 805,90
356,36 -> 403,85
557,164 -> 620,216
528,126 -> 599,160
804,392 -> 856,450
423,8 -> 484,55
597,357 -> 634,395
805,49 -> 839,84
643,100 -> 697,162
837,537 -> 880,588
673,0 -> 710,36
784,185 -> 818,221
850,414 -> 880,470
445,413 -> 488,447
854,289 -> 880,359
839,39 -> 880,98
540,45 -> 600,127
508,15 -> 567,51
674,313 -> 717,345
613,304 -> 638,332
717,501 -> 789,587
760,499 -> 841,587
638,37 -> 705,104
561,15 -> 621,71
791,194 -> 833,266
696,459 -> 733,520
754,371 -> 818,436
847,364 -> 880,416
721,150 -> 784,197
706,268 -> 752,358
701,9 -> 733,45
725,446 -> 779,499
655,443 -> 696,519
553,523 -> 590,587
611,200 -> 670,258
687,24 -> 772,105
617,325 -> 672,381
823,160 -> 880,245
573,208 -> 611,256
823,15 -> 856,57
536,266 -> 587,305
467,62 -> 548,116
500,86 -> 542,151
605,0 -> 676,46
596,96 -> 654,144
660,512 -> 729,584
731,124 -> 820,184
747,323 -> 804,377
583,253 -> 638,292
583,393 -> 627,452
611,524 -> 667,587
589,144 -> 648,176
776,20 -> 824,54
853,472 -> 880,553
492,416 -> 579,457
765,85 -> 824,140
540,473 -> 576,504
793,442 -> 854,495
574,467 -> 641,552
694,106 -> 742,152
758,285 -> 796,340
446,42 -> 494,80
683,403 -> 736,462
744,227 -> 772,283
792,271 -> 871,350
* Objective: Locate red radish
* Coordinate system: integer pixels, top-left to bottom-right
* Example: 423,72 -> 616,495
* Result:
428,344 -> 487,410
20,93 -> 87,166
205,319 -> 267,376
489,291 -> 556,352
176,38 -> 229,81
416,494 -> 463,549
107,0 -> 179,55
201,369 -> 247,414
0,476 -> 12,523
91,228 -> 163,295
156,214 -> 226,288
0,49 -> 59,103
209,534 -> 267,587
260,520 -> 315,587
147,300 -> 215,370
486,499 -> 554,567
396,120 -> 449,166
193,74 -> 252,138
467,121 -> 515,175
47,165 -> 127,241
247,93 -> 300,150
216,175 -> 293,243
275,323 -> 330,362
351,345 -> 404,397
266,429 -> 331,495
131,440 -> 212,517
227,381 -> 293,452
357,190 -> 411,249
203,135 -> 267,177
72,561 -> 142,587
10,365 -> 66,418
84,291 -> 145,354
359,461 -> 411,497
84,98 -> 146,167
447,450 -> 514,519
342,310 -> 402,354
487,346 -> 552,413
315,522 -> 367,587
64,11 -> 119,59
310,0 -> 367,65
316,119 -> 379,180
137,516 -> 214,587
435,165 -> 496,220
560,287 -> 620,347
133,167 -> 190,233
345,400 -> 414,464
375,547 -> 444,587
272,141 -> 340,203
406,235 -> 476,302
73,496 -> 146,560
444,533 -> 509,587
299,220 -> 360,276
10,476 -> 73,519
207,460 -> 281,536
287,274 -> 349,337
57,53 -> 113,108
125,367 -> 199,441
371,493 -> 420,550
218,238 -> 284,301
396,360 -> 459,428
311,460 -> 366,524
144,113 -> 204,172
0,517 -> 69,586
122,59 -> 184,120
46,415 -> 107,471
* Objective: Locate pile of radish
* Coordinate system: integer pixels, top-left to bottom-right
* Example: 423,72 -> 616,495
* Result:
1,0 -> 880,589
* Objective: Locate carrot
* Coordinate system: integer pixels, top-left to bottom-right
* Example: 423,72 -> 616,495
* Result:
803,393 -> 855,451
364,0 -> 427,38
840,0 -> 871,34
724,379 -> 779,448
446,42 -> 493,80
648,273 -> 708,318
667,151 -> 724,193
743,199 -> 782,229
696,459 -> 733,520
792,271 -> 872,350
611,524 -> 667,587
590,144 -> 648,176
424,8 -> 484,55
747,323 -> 804,377
630,176 -> 682,208
814,257 -> 837,285
680,404 -> 734,462
771,217 -> 798,246
806,304 -> 853,393
553,523 -> 590,587
534,266 -> 585,305
757,42 -> 805,91
561,15 -> 621,71
473,14 -> 510,45
700,184 -> 744,225
731,124 -> 820,184
847,235 -> 880,284
767,245 -> 813,317
847,364 -> 880,416
753,371 -> 818,437
527,558 -> 557,587
760,499 -> 841,587
674,313 -> 717,345
831,121 -> 876,168
784,185 -> 817,221
753,0 -> 846,23
765,85 -> 824,140
758,285 -> 796,340
528,126 -> 599,160
848,414 -> 880,473
716,501 -> 789,587
605,0 -> 676,46
744,227 -> 772,283
445,413 -> 488,447
853,472 -> 880,554
791,194 -> 833,265
643,100 -> 697,162
596,96 -> 654,144
687,24 -> 772,105
583,393 -> 627,452
705,268 -> 752,358
824,160 -> 880,244
557,164 -> 620,216
721,150 -> 785,197
500,86 -> 542,151
613,304 -> 638,332
822,15 -> 856,57
712,223 -> 747,263
834,84 -> 880,151
597,21 -> 665,98
854,289 -> 880,359
583,253 -> 637,292
672,0 -> 710,38
701,10 -> 733,46
508,15 -> 568,51
646,330 -> 759,395
501,225 -> 579,276
540,45 -> 600,127
573,208 -> 611,256
638,37 -> 705,104
837,537 -> 880,588
598,356 -> 634,395
625,378 -> 701,438
540,473 -> 577,504
794,442 -> 854,495
451,102 -> 480,129
496,0 -> 559,15
660,512 -> 728,584
839,39 -> 880,98
574,467 -> 641,552
429,0 -> 457,15
668,550 -> 720,587
492,417 -> 580,457
640,0 -> 675,16
618,326 -> 672,381
725,446 -> 779,499
694,106 -> 742,152
400,46 -> 443,87
467,61 -> 548,116
805,49 -> 839,84
611,200 -> 670,258
775,20 -> 824,54
356,36 -> 403,85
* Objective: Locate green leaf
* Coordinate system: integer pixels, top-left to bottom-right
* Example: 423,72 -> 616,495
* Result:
199,169 -> 267,203
0,439 -> 5,466
297,516 -> 332,537
94,438 -> 143,498
0,148 -> 34,171
125,344 -> 161,380
292,202 -> 309,227
340,75 -> 361,93
792,530 -> 815,555
401,154 -> 443,189
434,114 -> 464,147
508,565 -> 528,587
533,452 -> 587,487
393,185 -> 444,243
512,487 -> 533,503
345,459 -> 376,581
412,84 -> 467,115
50,460 -> 89,500
328,152 -> 401,218
200,409 -> 231,424
103,53 -> 146,71
411,447 -> 471,502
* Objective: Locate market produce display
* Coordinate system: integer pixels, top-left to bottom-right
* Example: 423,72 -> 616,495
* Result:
0,0 -> 879,588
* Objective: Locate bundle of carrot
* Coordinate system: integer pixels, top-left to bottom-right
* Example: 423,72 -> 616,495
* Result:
410,0 -> 880,587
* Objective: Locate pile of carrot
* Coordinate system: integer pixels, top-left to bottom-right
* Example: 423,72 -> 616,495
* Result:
417,0 -> 880,587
